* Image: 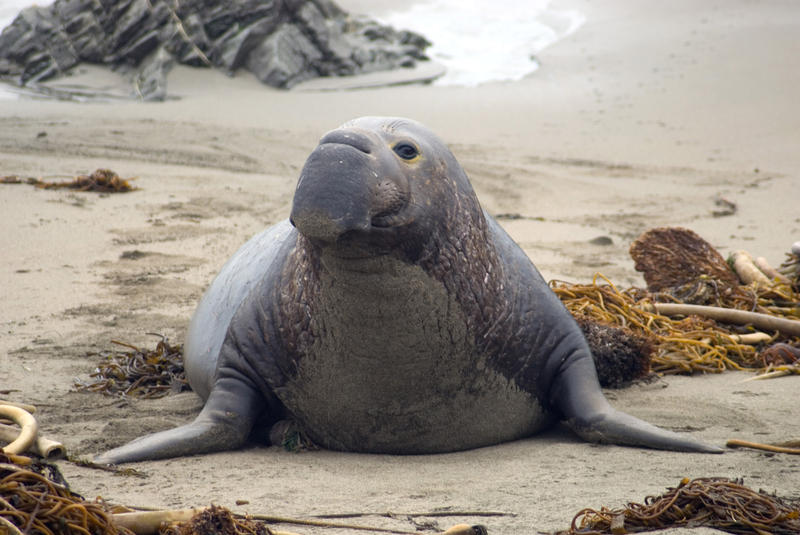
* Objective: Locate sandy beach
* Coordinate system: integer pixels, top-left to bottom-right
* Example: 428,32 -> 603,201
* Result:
1,0 -> 799,533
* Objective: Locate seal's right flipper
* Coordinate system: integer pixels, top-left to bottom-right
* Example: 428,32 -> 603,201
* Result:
94,377 -> 263,464
551,351 -> 723,453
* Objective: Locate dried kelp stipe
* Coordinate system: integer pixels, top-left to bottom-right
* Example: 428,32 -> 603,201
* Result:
160,505 -> 271,535
1,169 -> 136,192
0,452 -> 134,535
562,477 -> 800,535
74,336 -> 189,399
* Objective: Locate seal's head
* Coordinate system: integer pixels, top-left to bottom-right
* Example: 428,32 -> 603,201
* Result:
289,116 -> 485,265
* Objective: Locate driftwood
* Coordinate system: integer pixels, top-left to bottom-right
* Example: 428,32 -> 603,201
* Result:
114,506 -> 488,535
0,406 -> 37,455
0,424 -> 65,459
646,302 -> 800,337
0,400 -> 37,414
729,250 -> 773,288
726,439 -> 800,455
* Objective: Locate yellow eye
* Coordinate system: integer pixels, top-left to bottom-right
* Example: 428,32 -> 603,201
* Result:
393,142 -> 419,161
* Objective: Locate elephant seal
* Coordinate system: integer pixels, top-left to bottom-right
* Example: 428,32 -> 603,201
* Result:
96,117 -> 721,463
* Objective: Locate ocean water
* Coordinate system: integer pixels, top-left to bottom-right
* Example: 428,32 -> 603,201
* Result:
379,0 -> 585,86
0,0 -> 583,88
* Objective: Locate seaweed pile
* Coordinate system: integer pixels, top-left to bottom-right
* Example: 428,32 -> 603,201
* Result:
160,506 -> 270,535
563,477 -> 800,535
0,453 -> 133,535
0,455 -> 270,535
74,336 -> 188,399
555,228 -> 800,376
0,453 -> 485,535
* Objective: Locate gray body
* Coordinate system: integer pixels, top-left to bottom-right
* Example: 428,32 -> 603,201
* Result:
97,117 -> 721,463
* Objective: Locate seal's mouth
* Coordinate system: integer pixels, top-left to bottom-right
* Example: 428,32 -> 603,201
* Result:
370,181 -> 408,228
371,211 -> 406,228
316,238 -> 399,275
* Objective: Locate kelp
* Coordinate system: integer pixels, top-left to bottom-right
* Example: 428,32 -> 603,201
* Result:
629,227 -> 740,300
554,228 -> 800,376
74,336 -> 188,399
0,453 -> 134,535
0,453 -> 489,535
160,505 -> 270,535
563,477 -> 800,535
1,169 -> 136,193
553,276 -> 758,374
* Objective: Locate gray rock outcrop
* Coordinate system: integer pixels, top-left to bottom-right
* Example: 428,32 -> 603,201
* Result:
0,0 -> 431,100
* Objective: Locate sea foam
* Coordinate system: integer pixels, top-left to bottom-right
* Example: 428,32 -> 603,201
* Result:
379,0 -> 585,86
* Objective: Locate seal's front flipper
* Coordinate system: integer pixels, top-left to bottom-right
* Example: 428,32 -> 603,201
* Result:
552,352 -> 723,453
564,406 -> 723,453
94,377 -> 263,464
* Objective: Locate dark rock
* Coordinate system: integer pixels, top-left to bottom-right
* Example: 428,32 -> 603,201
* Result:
164,12 -> 211,65
0,0 -> 433,96
209,16 -> 282,73
246,22 -> 322,87
134,45 -> 175,101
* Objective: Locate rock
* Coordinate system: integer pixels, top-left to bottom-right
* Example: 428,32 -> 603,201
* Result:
0,0 -> 432,97
246,22 -> 322,87
134,45 -> 175,101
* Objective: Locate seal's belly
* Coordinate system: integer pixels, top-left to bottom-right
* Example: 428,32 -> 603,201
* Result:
277,259 -> 549,453
286,354 -> 547,453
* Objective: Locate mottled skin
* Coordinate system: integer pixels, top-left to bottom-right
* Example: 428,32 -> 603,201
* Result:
96,117 -> 721,464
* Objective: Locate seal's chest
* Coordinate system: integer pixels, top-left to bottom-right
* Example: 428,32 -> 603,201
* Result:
301,263 -> 474,402
279,261 -> 545,453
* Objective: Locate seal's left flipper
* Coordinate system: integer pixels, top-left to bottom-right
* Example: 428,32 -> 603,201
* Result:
551,353 -> 724,453
94,376 -> 264,464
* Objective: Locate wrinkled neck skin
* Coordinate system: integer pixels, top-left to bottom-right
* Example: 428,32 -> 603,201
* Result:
283,179 -> 508,360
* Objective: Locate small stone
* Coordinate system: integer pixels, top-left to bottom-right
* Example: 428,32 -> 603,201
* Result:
590,235 -> 614,246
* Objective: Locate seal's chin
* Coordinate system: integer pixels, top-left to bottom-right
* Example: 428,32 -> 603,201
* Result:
319,246 -> 399,275
307,226 -> 415,276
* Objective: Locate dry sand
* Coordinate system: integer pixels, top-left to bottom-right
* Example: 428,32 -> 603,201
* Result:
1,0 -> 799,533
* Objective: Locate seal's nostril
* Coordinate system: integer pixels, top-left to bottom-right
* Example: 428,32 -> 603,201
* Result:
319,130 -> 373,154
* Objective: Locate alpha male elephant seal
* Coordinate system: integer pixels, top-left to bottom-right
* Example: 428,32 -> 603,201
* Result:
96,117 -> 721,463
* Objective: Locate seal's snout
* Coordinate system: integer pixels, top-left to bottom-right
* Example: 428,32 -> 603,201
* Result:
290,172 -> 371,242
290,139 -> 373,243
290,125 -> 411,243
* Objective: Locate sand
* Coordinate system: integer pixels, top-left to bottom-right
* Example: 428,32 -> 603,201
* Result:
1,0 -> 799,533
